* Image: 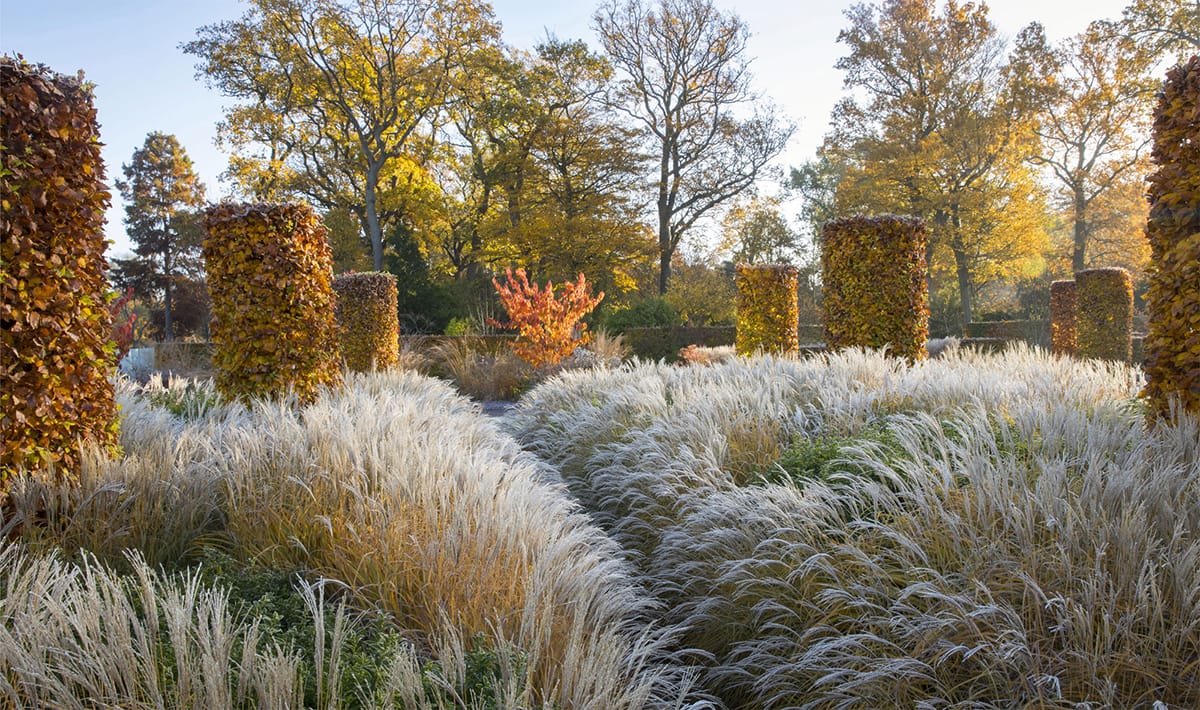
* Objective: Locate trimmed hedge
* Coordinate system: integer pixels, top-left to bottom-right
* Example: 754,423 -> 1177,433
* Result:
1144,56 -> 1200,416
333,272 -> 399,372
822,215 -> 929,361
798,323 -> 824,344
622,326 -> 736,362
1075,268 -> 1133,363
1,58 -> 118,485
202,203 -> 341,404
964,320 -> 1050,348
735,264 -> 800,356
1050,280 -> 1077,356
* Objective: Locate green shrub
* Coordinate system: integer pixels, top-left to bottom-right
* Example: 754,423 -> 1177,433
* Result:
822,215 -> 929,361
602,296 -> 684,332
797,323 -> 824,344
1075,267 -> 1133,363
202,202 -> 342,404
1050,279 -> 1077,356
443,317 -> 472,336
0,57 -> 118,485
964,319 -> 1050,347
622,326 -> 736,361
1144,55 -> 1200,417
735,264 -> 800,356
333,272 -> 399,372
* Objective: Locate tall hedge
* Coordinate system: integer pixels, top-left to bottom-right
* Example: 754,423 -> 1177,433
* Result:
1075,268 -> 1133,363
1050,279 -> 1077,356
1,58 -> 118,486
333,272 -> 399,372
735,264 -> 800,356
1144,55 -> 1200,416
822,215 -> 929,361
202,203 -> 341,404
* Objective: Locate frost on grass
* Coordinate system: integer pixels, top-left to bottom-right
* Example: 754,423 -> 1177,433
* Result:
512,345 -> 1200,708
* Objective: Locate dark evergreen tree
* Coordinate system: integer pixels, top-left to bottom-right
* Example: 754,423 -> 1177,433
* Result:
113,132 -> 206,340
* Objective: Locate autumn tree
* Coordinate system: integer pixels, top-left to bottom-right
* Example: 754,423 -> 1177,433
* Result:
509,39 -> 652,296
719,196 -> 799,265
790,156 -> 844,244
595,0 -> 793,294
112,132 -> 206,341
184,0 -> 500,271
1032,23 -> 1156,274
436,38 -> 652,296
823,0 -> 1052,329
1107,0 -> 1200,59
435,45 -> 538,277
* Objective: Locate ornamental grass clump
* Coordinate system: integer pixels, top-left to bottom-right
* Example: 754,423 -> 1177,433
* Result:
0,547 -> 541,708
0,57 -> 118,486
512,346 -> 1198,708
2,370 -> 693,708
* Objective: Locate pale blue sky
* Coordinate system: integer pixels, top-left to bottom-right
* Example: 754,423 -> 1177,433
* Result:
2,0 -> 1131,257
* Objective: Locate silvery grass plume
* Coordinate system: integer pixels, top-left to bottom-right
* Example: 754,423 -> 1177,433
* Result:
4,370 -> 703,708
509,345 -> 1199,708
0,546 -> 544,709
2,547 -> 319,708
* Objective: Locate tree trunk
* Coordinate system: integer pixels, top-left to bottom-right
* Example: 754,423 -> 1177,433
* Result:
365,163 -> 384,271
954,247 -> 973,333
656,141 -> 673,295
1071,185 -> 1088,273
658,244 -> 672,296
163,223 -> 174,342
929,209 -> 948,307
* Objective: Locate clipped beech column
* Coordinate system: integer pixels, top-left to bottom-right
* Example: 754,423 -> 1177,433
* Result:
735,264 -> 800,356
822,215 -> 929,361
1,58 -> 118,485
332,272 -> 400,372
1075,268 -> 1133,363
1143,56 -> 1200,417
202,203 -> 342,404
1049,279 -> 1077,356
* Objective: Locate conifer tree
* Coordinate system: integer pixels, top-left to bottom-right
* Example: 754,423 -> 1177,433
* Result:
113,132 -> 206,340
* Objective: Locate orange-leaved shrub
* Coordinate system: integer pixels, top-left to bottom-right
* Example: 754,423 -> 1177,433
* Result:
1,57 -> 118,486
735,263 -> 800,356
822,215 -> 929,361
1075,267 -> 1133,363
488,268 -> 604,370
1144,55 -> 1200,416
202,202 -> 341,404
332,272 -> 399,372
1050,279 -> 1077,356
